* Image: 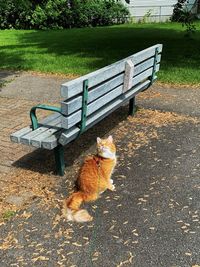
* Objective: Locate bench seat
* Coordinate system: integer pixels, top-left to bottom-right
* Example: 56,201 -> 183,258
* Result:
10,113 -> 64,150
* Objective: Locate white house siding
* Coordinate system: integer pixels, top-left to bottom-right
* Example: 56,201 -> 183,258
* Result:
120,0 -> 197,22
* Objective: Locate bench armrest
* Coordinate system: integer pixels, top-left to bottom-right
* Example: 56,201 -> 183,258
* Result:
30,104 -> 62,130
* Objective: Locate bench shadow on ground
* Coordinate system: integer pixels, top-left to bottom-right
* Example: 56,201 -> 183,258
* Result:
12,106 -> 129,175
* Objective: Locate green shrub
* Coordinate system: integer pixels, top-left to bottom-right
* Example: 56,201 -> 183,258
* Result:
0,0 -> 129,29
171,0 -> 196,37
31,0 -> 72,29
101,0 -> 129,25
0,0 -> 32,29
171,0 -> 191,22
67,0 -> 129,28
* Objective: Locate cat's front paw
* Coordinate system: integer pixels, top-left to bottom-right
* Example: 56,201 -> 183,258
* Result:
110,179 -> 113,184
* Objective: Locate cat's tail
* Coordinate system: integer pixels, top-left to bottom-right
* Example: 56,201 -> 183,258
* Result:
62,191 -> 97,222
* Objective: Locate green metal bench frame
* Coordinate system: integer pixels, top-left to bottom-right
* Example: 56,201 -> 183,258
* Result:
29,80 -> 90,176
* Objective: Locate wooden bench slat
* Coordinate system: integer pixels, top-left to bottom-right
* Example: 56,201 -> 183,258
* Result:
41,130 -> 64,150
61,64 -> 160,129
30,126 -> 62,149
10,113 -> 60,144
20,114 -> 61,146
61,73 -> 124,115
61,54 -> 161,115
59,78 -> 152,146
10,126 -> 32,143
61,44 -> 162,99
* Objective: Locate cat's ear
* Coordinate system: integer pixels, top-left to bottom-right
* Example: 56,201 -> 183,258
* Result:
97,137 -> 101,144
107,135 -> 113,143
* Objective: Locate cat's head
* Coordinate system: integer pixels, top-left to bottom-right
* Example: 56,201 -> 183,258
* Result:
96,136 -> 116,159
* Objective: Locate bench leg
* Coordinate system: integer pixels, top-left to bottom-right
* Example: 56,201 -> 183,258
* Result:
129,97 -> 137,116
54,145 -> 65,176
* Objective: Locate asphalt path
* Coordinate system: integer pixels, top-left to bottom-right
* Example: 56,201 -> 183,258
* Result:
0,72 -> 199,267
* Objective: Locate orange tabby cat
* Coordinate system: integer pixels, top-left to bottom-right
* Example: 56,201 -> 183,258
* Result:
63,136 -> 117,222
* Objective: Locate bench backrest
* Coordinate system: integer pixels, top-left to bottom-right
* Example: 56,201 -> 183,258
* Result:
58,44 -> 163,145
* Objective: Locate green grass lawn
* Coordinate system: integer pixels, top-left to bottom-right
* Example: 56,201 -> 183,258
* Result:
1,22 -> 200,85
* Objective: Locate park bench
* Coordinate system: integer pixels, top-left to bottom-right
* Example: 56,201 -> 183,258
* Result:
10,44 -> 163,176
